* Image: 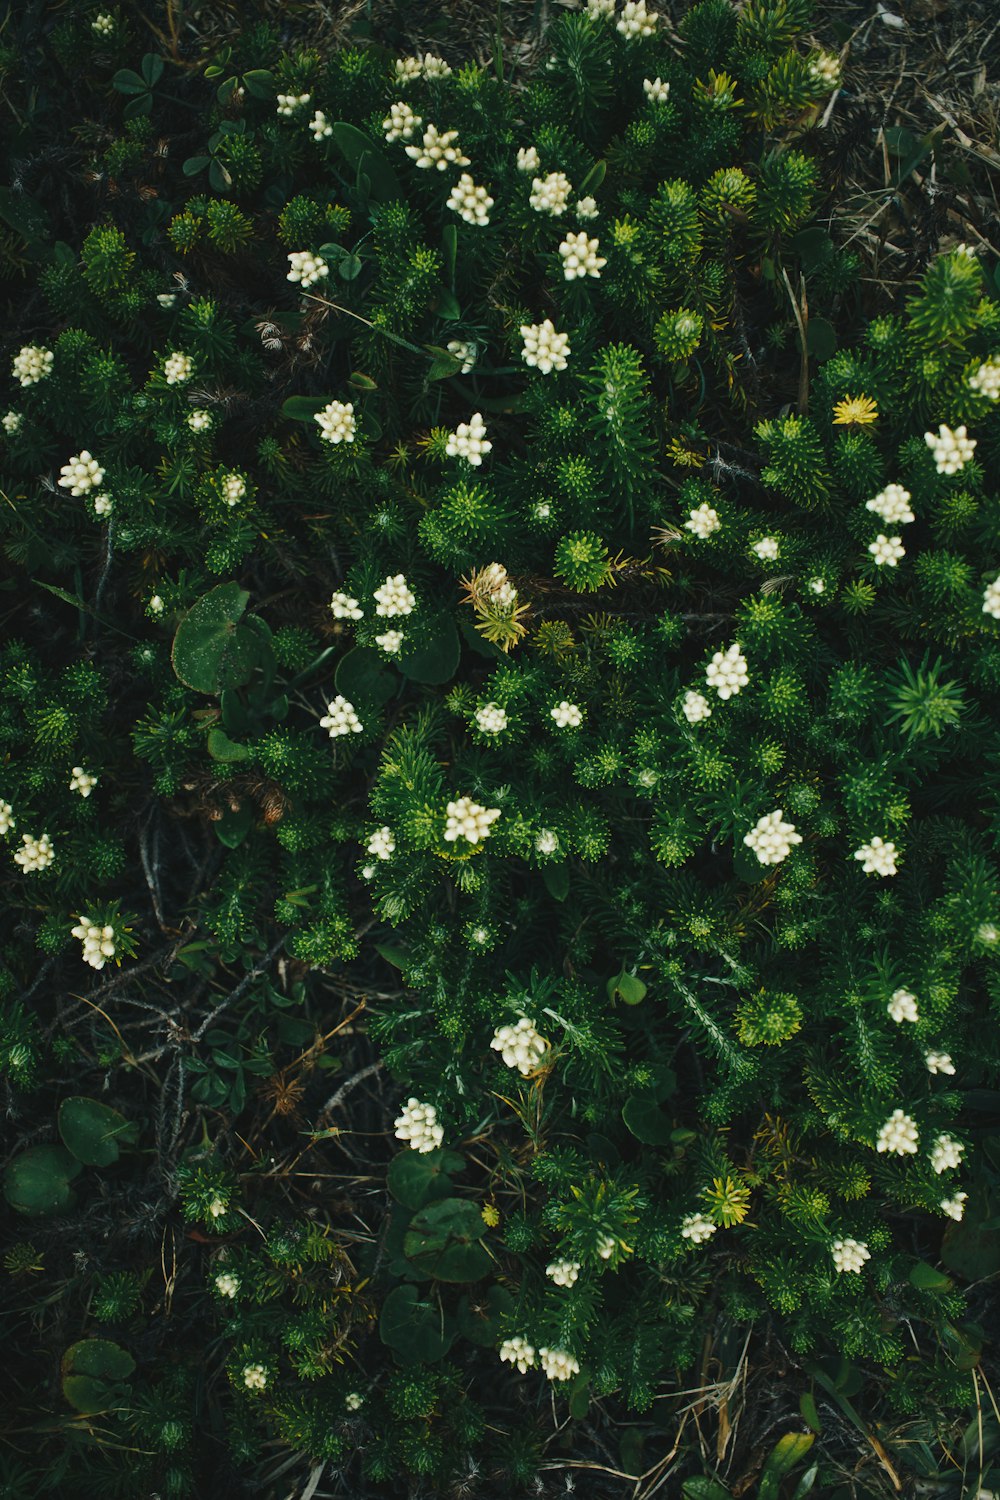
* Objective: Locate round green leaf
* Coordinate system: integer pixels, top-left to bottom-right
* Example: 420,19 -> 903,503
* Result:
622,1093 -> 674,1146
388,1148 -> 465,1210
58,1097 -> 137,1166
334,646 -> 395,708
398,617 -> 461,685
4,1145 -> 81,1217
62,1339 -> 136,1414
172,583 -> 267,695
379,1285 -> 450,1362
806,317 -> 837,362
403,1197 -> 491,1282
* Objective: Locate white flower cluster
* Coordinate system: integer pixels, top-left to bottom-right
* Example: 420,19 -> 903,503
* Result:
968,357 -> 1000,401
446,411 -> 492,465
374,574 -> 416,616
287,250 -> 329,288
752,536 -> 779,561
71,917 -> 117,970
808,51 -> 841,87
539,1348 -> 580,1381
866,483 -> 914,525
405,123 -> 470,170
188,409 -> 212,432
310,110 -> 333,140
546,1258 -> 581,1287
382,101 -> 422,142
444,796 -> 501,844
643,76 -> 670,102
163,351 -> 193,384
315,400 -> 356,444
925,423 -> 976,475
535,829 -> 559,855
330,590 -> 363,620
854,836 -> 898,877
375,629 -> 404,653
576,196 -> 599,220
516,145 -> 540,174
0,800 -> 13,835
475,703 -> 508,734
58,450 -> 104,496
69,766 -> 98,798
14,833 -> 55,872
550,700 -> 583,728
940,1192 -> 967,1221
320,696 -> 363,737
367,826 -> 396,860
558,231 -> 606,280
681,1212 -> 717,1244
93,493 -> 112,517
876,1109 -> 919,1156
91,12 -> 115,35
529,171 -> 572,216
521,319 -> 570,374
499,1336 -> 536,1373
394,1097 -> 445,1153
831,1237 -> 870,1274
221,473 -> 246,507
596,1233 -> 616,1260
685,502 -> 721,539
617,0 -> 658,38
491,1017 -> 548,1075
446,174 -> 494,225
868,533 -> 905,567
705,643 -> 748,700
743,809 -> 802,866
807,577 -> 826,594
207,1194 -> 228,1219
586,0 -> 615,15
682,690 -> 712,724
930,1133 -> 964,1174
12,344 -> 53,386
215,1270 -> 240,1297
887,987 -> 919,1023
446,340 -> 477,373
242,1364 -> 268,1391
982,576 -> 1000,619
276,91 -> 312,117
3,411 -> 21,434
925,1050 -> 955,1075
345,1391 -> 364,1411
394,53 -> 452,84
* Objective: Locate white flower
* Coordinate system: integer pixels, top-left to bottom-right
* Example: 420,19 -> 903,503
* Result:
538,1347 -> 580,1382
585,0 -> 616,15
491,1017 -> 548,1075
751,536 -> 779,562
535,828 -> 559,855
869,533 -> 905,567
887,987 -> 919,1024
12,345 -> 53,386
70,917 -> 117,970
287,250 -> 329,290
743,809 -> 802,866
617,0 -> 658,38
444,796 -> 501,844
405,123 -> 470,171
163,351 -> 193,384
930,1133 -> 964,1174
360,864 -> 376,881
58,450 -> 104,496
0,800 -> 13,836
421,53 -> 453,79
977,922 -> 1000,945
521,319 -> 571,374
242,1363 -> 268,1391
215,1271 -> 240,1297
382,101 -> 422,142
330,590 -> 363,620
516,145 -> 540,174
643,76 -> 670,103
69,766 -> 98,798
446,340 -> 477,373
925,423 -> 976,475
866,483 -> 914,525
940,1192 -> 968,1221
394,55 -> 423,84
533,500 -> 552,521
596,1233 -> 616,1259
925,1050 -> 955,1076
345,1391 -> 364,1411
952,243 -> 978,258
320,695 -> 363,737
91,12 -> 115,35
831,1237 -> 870,1273
705,643 -> 748,700
854,837 -> 898,877
682,690 -> 712,724
575,196 -> 599,221
188,409 -> 212,432
3,411 -> 22,434
92,493 -> 112,517
808,51 -> 841,87
446,411 -> 492,465
550,700 -> 583,728
374,574 -> 416,617
209,1195 -> 229,1218
221,473 -> 246,507
681,1212 -> 717,1244
546,1258 -> 581,1287
982,576 -> 1000,619
13,833 -> 54,872
375,629 -> 404,653
367,826 -> 396,860
315,400 -> 356,444
276,91 -> 312,118
309,110 -> 333,140
476,703 -> 508,734
149,595 -> 165,615
685,502 -> 721,539
558,230 -> 606,279
394,1097 -> 445,1153
157,293 -> 177,309
968,358 -> 1000,401
499,1336 -> 536,1373
530,171 -> 573,216
446,174 -> 494,226
807,576 -> 826,594
876,1109 -> 919,1156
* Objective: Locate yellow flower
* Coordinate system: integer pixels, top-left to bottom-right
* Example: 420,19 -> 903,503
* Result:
482,1202 -> 500,1228
832,394 -> 879,426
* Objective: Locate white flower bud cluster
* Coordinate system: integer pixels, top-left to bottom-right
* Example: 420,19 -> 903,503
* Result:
375,629 -> 404,653
287,250 -> 329,289
91,12 -> 115,35
752,536 -> 779,560
643,76 -> 670,102
940,1192 -> 967,1221
499,1336 -> 536,1373
69,766 -> 98,798
925,423 -> 976,475
14,833 -> 54,872
405,123 -> 470,170
475,703 -> 508,734
535,829 -> 559,855
586,0 -> 615,15
854,837 -> 898,877
0,800 -> 13,835
444,797 -> 501,844
70,917 -> 117,970
930,1133 -> 964,1174
680,1212 -> 717,1244
215,1271 -> 240,1297
367,826 -> 396,860
539,1347 -> 580,1381
330,590 -> 363,620
163,351 -> 193,384
209,1195 -> 228,1218
394,1098 -> 444,1153
315,400 -> 356,444
310,110 -> 333,140
968,358 -> 1000,401
446,340 -> 477,372
221,473 -> 246,506
876,1109 -> 919,1156
887,988 -> 919,1023
320,696 -> 363,737
242,1363 -> 268,1390
982,576 -> 1000,619
521,319 -> 571,374
446,411 -> 492,465
491,1017 -> 548,1075
617,0 -> 658,38
808,51 -> 841,87
529,171 -> 572,216
807,577 -> 826,594
394,53 -> 452,84
446,174 -> 494,226
559,231 -> 606,279
374,574 -> 416,616
868,533 -> 905,567
831,1237 -> 870,1273
685,502 -> 721,539
12,345 -> 53,386
682,690 -> 712,724
345,1391 -> 364,1411
866,483 -> 914,525
58,451 -> 104,495
744,809 -> 803,865
93,493 -> 112,517
382,101 -> 422,142
546,1258 -> 581,1287
705,643 -> 748,700
550,700 -> 583,728
188,409 -> 212,432
925,1050 -> 955,1076
276,91 -> 312,117
157,293 -> 177,309
517,146 -> 540,174
3,411 -> 23,434
575,197 -> 599,220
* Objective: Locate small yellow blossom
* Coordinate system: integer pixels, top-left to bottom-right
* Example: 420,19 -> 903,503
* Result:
832,394 -> 879,426
481,1202 -> 500,1228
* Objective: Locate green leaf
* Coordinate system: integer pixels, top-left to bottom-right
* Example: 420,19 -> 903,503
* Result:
243,68 -> 275,99
141,53 -> 164,87
379,1285 -> 451,1362
941,1189 -> 1000,1281
568,1371 -> 590,1419
426,348 -> 464,381
332,122 -> 403,203
112,68 -> 149,96
578,159 -> 606,194
542,864 -> 570,901
758,1433 -> 815,1500
347,371 -> 378,390
335,646 -> 396,708
403,1197 -> 491,1282
607,966 -> 647,1005
172,583 -> 267,695
799,1391 -> 822,1433
790,227 -> 834,272
790,1466 -> 819,1500
214,804 -> 254,848
375,941 -> 411,971
338,253 -> 362,281
208,159 -> 233,194
4,1145 -> 81,1217
435,288 -> 461,321
58,1097 -> 137,1167
682,1480 -> 731,1500
442,222 -> 458,284
399,617 -> 461,685
182,155 -> 211,177
457,1284 -> 515,1347
909,1260 -> 953,1292
0,186 -> 50,243
622,1093 -> 674,1146
62,1339 -> 135,1414
281,395 -> 330,422
207,726 -> 250,762
387,1149 -> 465,1210
806,317 -> 837,362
